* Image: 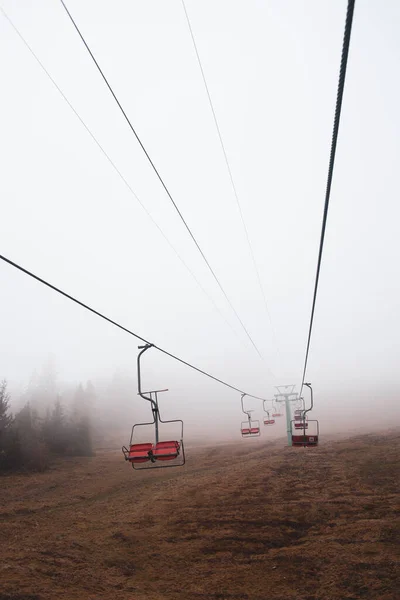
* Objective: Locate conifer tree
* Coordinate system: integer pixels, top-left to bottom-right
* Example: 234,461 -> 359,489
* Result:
0,380 -> 18,471
0,380 -> 13,434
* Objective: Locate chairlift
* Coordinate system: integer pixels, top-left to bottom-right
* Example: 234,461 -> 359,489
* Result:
291,383 -> 319,447
122,344 -> 185,470
272,403 -> 282,418
263,400 -> 275,426
240,394 -> 260,437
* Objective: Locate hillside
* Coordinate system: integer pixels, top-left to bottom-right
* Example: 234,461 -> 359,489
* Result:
0,432 -> 399,600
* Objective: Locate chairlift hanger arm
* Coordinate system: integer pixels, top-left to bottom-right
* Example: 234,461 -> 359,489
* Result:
263,399 -> 273,414
137,344 -> 157,407
241,393 -> 250,416
303,383 -> 314,418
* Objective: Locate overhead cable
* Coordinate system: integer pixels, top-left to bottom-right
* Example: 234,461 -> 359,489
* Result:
0,4 -> 247,353
300,0 -> 356,394
58,0 -> 265,362
181,0 -> 281,361
0,253 -> 269,402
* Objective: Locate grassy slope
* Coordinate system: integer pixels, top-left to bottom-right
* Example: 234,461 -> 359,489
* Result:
0,432 -> 399,600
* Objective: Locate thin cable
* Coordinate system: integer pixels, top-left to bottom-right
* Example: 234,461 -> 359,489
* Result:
0,4 -> 245,354
181,0 -> 281,362
300,0 -> 356,394
58,0 -> 265,362
0,253 -> 268,401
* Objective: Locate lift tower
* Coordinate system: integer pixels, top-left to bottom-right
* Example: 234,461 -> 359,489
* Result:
274,385 -> 299,446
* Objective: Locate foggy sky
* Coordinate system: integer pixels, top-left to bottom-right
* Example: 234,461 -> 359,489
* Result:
1,0 -> 399,433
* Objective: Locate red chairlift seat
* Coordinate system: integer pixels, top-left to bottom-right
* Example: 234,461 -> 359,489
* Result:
264,419 -> 275,425
125,443 -> 153,463
123,440 -> 181,463
292,435 -> 318,447
272,413 -> 281,418
241,395 -> 260,438
241,426 -> 259,436
294,422 -> 308,429
153,440 -> 180,461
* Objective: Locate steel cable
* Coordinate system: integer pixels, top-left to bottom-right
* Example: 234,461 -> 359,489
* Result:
0,4 -> 248,352
181,0 -> 281,365
0,253 -> 269,402
58,0 -> 265,362
299,0 -> 356,394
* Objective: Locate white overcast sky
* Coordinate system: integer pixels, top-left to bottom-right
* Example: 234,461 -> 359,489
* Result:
0,1 -> 399,427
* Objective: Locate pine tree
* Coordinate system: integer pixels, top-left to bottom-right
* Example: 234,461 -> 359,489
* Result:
52,397 -> 65,426
68,414 -> 93,457
72,384 -> 86,420
15,402 -> 48,471
69,386 -> 93,456
0,380 -> 13,434
46,397 -> 68,455
0,380 -> 18,471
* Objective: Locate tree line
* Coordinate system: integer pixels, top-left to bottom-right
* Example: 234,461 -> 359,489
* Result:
0,380 -> 93,473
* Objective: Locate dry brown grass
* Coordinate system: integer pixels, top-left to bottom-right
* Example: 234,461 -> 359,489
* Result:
0,432 -> 399,600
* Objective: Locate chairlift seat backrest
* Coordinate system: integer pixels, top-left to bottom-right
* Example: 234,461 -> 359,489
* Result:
127,443 -> 153,463
292,435 -> 318,447
154,440 -> 180,448
153,440 -> 180,461
241,427 -> 259,436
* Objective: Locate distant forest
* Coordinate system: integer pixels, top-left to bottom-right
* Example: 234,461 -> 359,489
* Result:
0,378 -> 93,473
0,358 -> 140,474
